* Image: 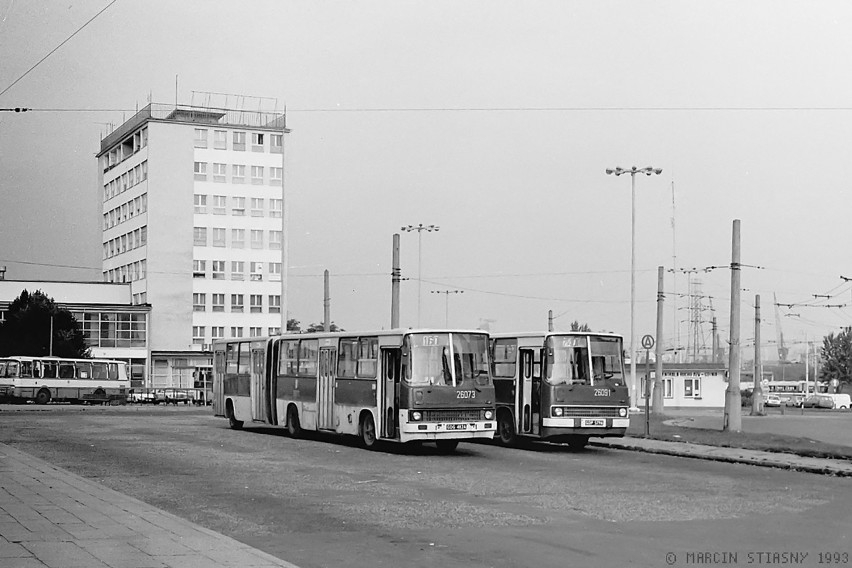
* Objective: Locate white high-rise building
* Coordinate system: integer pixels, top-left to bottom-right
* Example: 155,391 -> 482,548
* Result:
97,101 -> 288,388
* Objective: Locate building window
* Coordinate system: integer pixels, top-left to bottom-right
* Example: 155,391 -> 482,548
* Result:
269,295 -> 281,314
194,161 -> 208,181
250,198 -> 264,217
251,132 -> 264,151
231,229 -> 245,249
213,163 -> 227,183
683,378 -> 701,398
193,260 -> 206,278
250,327 -> 262,337
270,262 -> 282,281
213,130 -> 227,150
231,261 -> 244,280
271,133 -> 283,153
232,164 -> 245,184
194,194 -> 207,214
194,129 -> 208,148
192,326 -> 204,345
211,326 -> 225,340
270,230 -> 282,250
212,227 -> 226,247
231,294 -> 244,312
232,196 -> 245,216
250,262 -> 263,281
270,167 -> 283,185
270,198 -> 282,218
664,378 -> 673,399
251,166 -> 264,185
250,294 -> 263,313
212,294 -> 225,312
212,260 -> 226,280
193,227 -> 207,246
193,293 -> 206,312
233,131 -> 246,151
212,195 -> 226,214
268,327 -> 281,336
251,230 -> 263,249
231,327 -> 243,338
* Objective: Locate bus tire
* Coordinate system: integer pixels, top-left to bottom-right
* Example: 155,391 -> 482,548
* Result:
226,401 -> 243,430
497,409 -> 517,446
286,405 -> 302,438
360,412 -> 377,449
435,439 -> 459,453
35,389 -> 51,405
567,435 -> 589,450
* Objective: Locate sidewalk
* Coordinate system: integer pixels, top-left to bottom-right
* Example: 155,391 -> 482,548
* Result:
0,442 -> 300,568
591,436 -> 852,476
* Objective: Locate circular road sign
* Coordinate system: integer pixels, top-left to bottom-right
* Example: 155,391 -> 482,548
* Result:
641,334 -> 655,350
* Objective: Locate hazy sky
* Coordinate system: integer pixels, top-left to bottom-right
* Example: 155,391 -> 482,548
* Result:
2,1 -> 852,359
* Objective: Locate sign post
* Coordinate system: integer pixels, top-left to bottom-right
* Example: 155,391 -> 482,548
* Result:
641,334 -> 655,437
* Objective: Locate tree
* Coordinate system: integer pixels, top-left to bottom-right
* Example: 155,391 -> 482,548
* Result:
286,318 -> 301,332
0,289 -> 89,357
570,320 -> 592,332
820,328 -> 852,386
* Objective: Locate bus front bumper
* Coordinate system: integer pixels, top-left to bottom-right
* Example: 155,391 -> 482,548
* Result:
400,421 -> 495,441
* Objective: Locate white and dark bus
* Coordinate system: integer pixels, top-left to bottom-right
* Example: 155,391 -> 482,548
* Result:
213,329 -> 496,452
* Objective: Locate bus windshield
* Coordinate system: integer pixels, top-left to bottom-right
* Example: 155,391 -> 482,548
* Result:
545,336 -> 590,385
405,332 -> 490,387
590,336 -> 625,384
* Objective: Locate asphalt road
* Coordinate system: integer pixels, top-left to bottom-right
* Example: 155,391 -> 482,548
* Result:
1,405 -> 850,568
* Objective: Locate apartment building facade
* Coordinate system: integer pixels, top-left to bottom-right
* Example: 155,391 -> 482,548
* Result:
97,102 -> 288,388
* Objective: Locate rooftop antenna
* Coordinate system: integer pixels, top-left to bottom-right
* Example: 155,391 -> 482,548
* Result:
671,176 -> 678,361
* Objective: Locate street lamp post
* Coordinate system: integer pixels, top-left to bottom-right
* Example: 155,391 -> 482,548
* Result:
401,224 -> 439,327
606,166 -> 662,409
431,289 -> 463,327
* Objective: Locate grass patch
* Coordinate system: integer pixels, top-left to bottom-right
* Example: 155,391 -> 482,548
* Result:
627,414 -> 852,462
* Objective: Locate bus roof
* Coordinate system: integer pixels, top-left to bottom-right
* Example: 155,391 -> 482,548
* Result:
490,331 -> 623,340
212,328 -> 491,347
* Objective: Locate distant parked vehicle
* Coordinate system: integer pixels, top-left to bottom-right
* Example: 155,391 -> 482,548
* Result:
785,394 -> 806,407
764,394 -> 782,407
826,393 -> 851,410
801,394 -> 834,409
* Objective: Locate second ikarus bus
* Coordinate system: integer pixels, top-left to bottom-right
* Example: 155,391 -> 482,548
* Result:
212,329 -> 496,452
490,331 -> 630,449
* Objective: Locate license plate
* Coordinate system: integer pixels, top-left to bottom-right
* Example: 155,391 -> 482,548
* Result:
445,424 -> 468,431
580,418 -> 605,427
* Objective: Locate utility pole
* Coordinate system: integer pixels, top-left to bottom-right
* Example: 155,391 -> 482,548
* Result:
724,219 -> 742,432
653,266 -> 665,414
548,310 -> 554,332
323,270 -> 331,332
391,234 -> 400,328
751,294 -> 763,416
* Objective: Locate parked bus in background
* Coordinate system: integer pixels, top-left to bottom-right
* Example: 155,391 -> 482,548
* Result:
212,329 -> 496,452
490,332 -> 630,449
0,356 -> 130,405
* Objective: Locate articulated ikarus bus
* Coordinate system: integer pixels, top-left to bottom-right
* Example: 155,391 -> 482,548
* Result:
212,329 -> 496,452
490,331 -> 630,449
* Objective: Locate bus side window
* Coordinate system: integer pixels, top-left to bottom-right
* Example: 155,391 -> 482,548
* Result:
59,364 -> 75,379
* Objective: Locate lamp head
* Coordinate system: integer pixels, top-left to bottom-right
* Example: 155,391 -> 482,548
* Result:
605,168 -> 614,175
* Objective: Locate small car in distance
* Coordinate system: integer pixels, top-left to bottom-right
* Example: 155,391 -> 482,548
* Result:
801,394 -> 834,409
764,394 -> 782,407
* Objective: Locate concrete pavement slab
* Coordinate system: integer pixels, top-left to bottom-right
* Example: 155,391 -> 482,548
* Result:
0,442 -> 300,568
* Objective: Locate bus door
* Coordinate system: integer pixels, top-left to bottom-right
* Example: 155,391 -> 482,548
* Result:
317,348 -> 336,430
251,348 -> 266,422
519,349 -> 535,434
380,348 -> 401,438
213,351 -> 225,416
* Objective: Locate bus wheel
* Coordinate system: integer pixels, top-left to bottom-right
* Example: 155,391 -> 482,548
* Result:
567,435 -> 589,450
35,389 -> 51,405
360,412 -> 377,449
286,405 -> 302,438
497,410 -> 516,446
435,439 -> 459,453
226,401 -> 243,430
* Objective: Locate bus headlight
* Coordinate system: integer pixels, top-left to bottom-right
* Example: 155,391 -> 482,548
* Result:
411,411 -> 422,422
553,407 -> 564,417
618,408 -> 628,417
484,409 -> 494,420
